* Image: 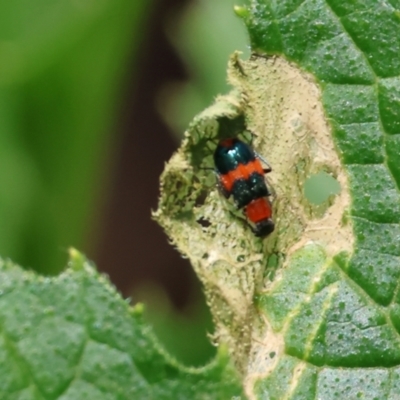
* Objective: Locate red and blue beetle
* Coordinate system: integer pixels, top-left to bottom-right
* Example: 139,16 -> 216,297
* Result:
213,137 -> 274,237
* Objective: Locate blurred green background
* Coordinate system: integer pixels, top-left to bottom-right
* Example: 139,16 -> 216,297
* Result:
0,0 -> 248,366
0,0 -> 147,273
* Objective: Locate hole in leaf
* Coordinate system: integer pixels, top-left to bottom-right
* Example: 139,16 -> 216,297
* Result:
196,217 -> 211,228
304,171 -> 341,205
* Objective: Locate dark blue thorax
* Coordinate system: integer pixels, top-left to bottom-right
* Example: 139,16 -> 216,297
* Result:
213,139 -> 255,174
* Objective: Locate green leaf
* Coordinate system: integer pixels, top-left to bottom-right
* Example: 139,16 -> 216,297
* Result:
0,250 -> 242,399
155,0 -> 400,398
239,0 -> 400,398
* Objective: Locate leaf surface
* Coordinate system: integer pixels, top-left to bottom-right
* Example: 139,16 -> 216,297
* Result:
156,0 -> 400,399
0,250 -> 241,399
235,0 -> 400,398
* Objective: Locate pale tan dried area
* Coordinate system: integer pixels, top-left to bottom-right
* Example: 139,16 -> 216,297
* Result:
154,54 -> 354,397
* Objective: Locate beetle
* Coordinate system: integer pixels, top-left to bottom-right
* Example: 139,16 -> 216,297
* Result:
213,137 -> 274,237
